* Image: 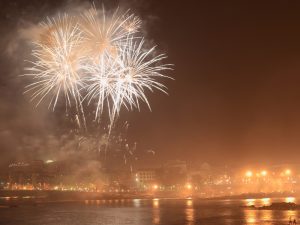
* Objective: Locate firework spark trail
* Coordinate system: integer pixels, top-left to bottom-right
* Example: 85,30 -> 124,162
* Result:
25,14 -> 84,110
79,7 -> 141,59
112,39 -> 171,113
79,6 -> 145,125
76,121 -> 136,167
24,6 -> 172,129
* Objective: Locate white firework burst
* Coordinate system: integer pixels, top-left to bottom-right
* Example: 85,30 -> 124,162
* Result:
112,39 -> 171,115
24,14 -> 84,110
82,38 -> 171,124
79,6 -> 140,60
24,6 -> 172,128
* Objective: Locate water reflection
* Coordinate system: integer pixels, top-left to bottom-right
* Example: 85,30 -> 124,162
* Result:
261,209 -> 273,222
153,198 -> 160,208
152,199 -> 160,225
22,196 -> 300,225
186,199 -> 193,207
284,210 -> 298,222
185,199 -> 194,225
244,209 -> 273,224
244,209 -> 258,224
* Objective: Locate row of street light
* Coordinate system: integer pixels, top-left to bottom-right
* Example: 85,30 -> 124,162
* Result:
245,169 -> 292,178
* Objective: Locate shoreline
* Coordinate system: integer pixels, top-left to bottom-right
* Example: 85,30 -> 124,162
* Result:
0,190 -> 297,203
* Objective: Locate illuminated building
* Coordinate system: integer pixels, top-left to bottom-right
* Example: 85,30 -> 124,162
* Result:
136,169 -> 156,183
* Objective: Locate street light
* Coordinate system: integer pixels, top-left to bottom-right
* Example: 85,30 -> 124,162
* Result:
245,171 -> 253,178
186,183 -> 192,190
261,170 -> 267,176
285,169 -> 291,176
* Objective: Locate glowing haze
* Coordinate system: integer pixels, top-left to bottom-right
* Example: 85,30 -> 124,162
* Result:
24,5 -> 171,126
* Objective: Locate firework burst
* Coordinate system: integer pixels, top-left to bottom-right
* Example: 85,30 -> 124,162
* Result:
25,14 -> 84,110
24,6 -> 172,127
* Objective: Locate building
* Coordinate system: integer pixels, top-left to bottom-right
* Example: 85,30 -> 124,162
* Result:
135,169 -> 157,184
160,160 -> 188,189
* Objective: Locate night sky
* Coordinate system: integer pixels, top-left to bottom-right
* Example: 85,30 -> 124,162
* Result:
1,0 -> 300,167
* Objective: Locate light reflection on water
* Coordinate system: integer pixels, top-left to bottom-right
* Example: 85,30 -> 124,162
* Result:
185,199 -> 194,225
261,209 -> 273,221
1,197 -> 300,225
242,197 -> 300,224
284,210 -> 298,222
152,199 -> 160,225
244,209 -> 276,224
244,209 -> 259,224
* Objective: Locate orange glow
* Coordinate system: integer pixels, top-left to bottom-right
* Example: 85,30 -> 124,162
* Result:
285,169 -> 291,176
153,199 -> 159,208
245,199 -> 255,206
186,199 -> 193,207
261,170 -> 267,176
285,197 -> 295,203
186,184 -> 192,190
261,198 -> 271,205
245,171 -> 253,177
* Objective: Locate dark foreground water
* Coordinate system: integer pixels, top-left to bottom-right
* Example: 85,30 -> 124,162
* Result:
0,197 -> 299,225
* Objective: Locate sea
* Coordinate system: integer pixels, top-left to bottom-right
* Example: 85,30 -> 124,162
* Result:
0,196 -> 298,225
